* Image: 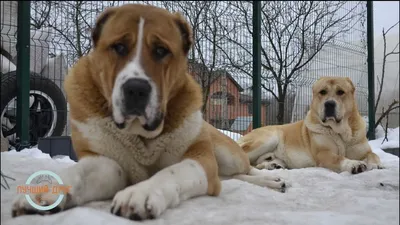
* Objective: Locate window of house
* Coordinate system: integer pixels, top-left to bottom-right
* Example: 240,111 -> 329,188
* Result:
247,104 -> 253,114
210,92 -> 234,105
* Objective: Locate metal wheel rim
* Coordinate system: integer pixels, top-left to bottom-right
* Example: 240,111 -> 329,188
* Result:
1,90 -> 58,146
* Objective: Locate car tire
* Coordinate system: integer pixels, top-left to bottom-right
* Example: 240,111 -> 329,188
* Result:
1,71 -> 67,146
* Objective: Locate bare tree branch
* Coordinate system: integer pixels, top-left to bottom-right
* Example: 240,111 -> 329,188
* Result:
375,100 -> 400,128
375,21 -> 400,113
215,1 -> 361,124
381,106 -> 390,144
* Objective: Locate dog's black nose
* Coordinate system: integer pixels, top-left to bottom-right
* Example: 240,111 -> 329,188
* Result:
324,100 -> 336,117
324,100 -> 336,109
122,78 -> 151,115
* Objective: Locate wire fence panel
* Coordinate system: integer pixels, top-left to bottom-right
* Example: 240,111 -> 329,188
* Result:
1,1 -> 19,150
289,2 -> 369,124
2,1 -> 69,150
0,1 -> 370,146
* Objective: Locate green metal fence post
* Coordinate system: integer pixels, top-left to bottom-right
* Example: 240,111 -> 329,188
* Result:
16,1 -> 31,150
252,1 -> 261,129
367,1 -> 375,140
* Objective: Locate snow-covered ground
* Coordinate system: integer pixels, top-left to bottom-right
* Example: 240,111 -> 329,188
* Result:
1,128 -> 399,225
374,126 -> 400,150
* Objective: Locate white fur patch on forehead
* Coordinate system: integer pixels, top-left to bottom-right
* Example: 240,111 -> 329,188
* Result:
133,17 -> 145,63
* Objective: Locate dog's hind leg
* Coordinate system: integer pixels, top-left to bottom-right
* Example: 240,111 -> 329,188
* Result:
237,131 -> 280,165
214,144 -> 287,193
210,125 -> 287,192
232,167 -> 287,192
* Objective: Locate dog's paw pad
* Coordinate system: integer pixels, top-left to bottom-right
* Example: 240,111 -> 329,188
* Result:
351,163 -> 367,174
279,182 -> 286,193
129,213 -> 143,221
342,159 -> 368,174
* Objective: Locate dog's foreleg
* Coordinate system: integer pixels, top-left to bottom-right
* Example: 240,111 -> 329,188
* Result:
312,134 -> 371,174
316,149 -> 370,174
346,141 -> 384,170
12,156 -> 128,217
361,151 -> 384,170
110,139 -> 220,221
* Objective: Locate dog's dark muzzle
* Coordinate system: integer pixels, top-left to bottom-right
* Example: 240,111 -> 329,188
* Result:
122,78 -> 151,116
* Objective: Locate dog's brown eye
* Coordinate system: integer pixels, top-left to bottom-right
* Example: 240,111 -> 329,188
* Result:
111,43 -> 128,56
319,90 -> 327,95
266,157 -> 272,161
337,90 -> 345,96
153,46 -> 170,60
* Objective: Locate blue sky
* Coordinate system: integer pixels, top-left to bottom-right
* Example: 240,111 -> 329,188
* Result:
373,1 -> 399,37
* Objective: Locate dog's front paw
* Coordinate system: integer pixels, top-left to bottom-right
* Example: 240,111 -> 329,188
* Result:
368,163 -> 385,170
111,180 -> 175,221
340,159 -> 368,174
11,190 -> 68,217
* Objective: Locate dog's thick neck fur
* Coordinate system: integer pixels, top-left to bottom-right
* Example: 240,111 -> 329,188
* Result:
304,102 -> 363,143
161,72 -> 204,134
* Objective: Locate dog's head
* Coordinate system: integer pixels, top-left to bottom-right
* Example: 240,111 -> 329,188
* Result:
311,77 -> 356,125
89,4 -> 193,137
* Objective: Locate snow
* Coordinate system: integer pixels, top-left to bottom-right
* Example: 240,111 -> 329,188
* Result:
5,148 -> 77,164
376,127 -> 399,150
218,129 -> 243,142
1,129 -> 399,225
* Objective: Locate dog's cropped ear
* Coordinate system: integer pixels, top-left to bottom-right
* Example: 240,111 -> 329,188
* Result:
174,13 -> 193,55
312,77 -> 324,92
92,8 -> 116,48
345,77 -> 355,93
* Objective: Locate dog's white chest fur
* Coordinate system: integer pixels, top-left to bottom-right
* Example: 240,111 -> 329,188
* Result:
71,111 -> 203,184
306,121 -> 350,156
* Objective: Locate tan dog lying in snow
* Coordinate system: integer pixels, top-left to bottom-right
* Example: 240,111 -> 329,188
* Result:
237,77 -> 384,174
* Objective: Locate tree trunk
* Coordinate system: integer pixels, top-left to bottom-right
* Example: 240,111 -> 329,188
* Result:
201,89 -> 209,114
277,98 -> 285,125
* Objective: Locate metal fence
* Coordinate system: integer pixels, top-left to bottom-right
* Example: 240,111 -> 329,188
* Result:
1,1 -> 374,150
